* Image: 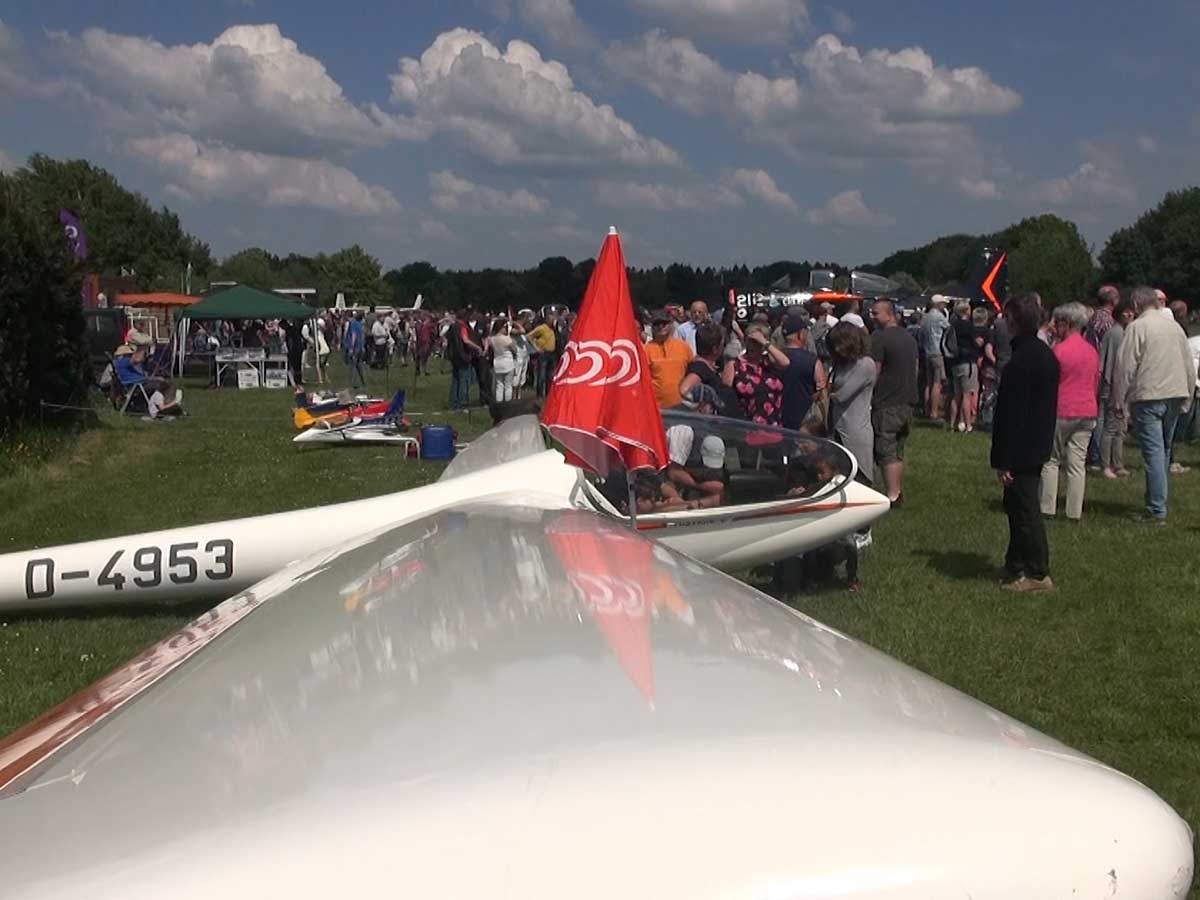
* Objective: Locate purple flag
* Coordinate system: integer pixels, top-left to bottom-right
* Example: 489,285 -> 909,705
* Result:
58,209 -> 88,262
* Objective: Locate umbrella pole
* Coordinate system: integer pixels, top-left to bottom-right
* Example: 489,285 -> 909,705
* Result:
627,476 -> 639,531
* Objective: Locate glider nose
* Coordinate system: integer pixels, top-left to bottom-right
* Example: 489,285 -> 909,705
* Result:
939,746 -> 1195,898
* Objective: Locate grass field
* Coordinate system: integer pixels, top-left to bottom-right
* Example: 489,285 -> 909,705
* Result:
2,359 -> 1198,887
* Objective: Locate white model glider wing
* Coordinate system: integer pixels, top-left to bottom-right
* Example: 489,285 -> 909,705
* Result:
0,505 -> 1190,899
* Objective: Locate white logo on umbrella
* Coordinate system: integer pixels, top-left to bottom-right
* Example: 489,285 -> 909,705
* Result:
554,339 -> 642,387
568,573 -> 647,616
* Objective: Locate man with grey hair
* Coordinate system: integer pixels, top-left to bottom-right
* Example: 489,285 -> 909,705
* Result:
1039,303 -> 1099,521
675,300 -> 708,353
1115,286 -> 1197,523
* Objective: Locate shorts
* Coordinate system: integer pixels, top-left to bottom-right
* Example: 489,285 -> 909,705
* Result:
926,353 -> 946,385
872,404 -> 912,465
952,362 -> 978,395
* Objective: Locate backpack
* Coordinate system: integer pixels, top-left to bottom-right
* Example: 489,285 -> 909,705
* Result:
446,322 -> 470,367
810,320 -> 831,360
940,322 -> 958,360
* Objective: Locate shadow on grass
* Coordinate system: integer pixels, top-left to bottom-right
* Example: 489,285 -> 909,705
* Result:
982,497 -> 1137,518
918,549 -> 996,582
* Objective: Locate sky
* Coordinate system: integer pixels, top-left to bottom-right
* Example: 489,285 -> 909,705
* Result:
1,0 -> 1198,272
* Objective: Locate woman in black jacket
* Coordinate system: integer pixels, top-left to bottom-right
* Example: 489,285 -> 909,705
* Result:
990,294 -> 1059,593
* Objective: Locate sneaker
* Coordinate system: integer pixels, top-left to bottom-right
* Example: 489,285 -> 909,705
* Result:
1169,462 -> 1190,475
1017,576 -> 1055,593
1128,513 -> 1167,526
1102,468 -> 1120,480
1086,464 -> 1103,473
956,421 -> 966,432
1115,468 -> 1132,478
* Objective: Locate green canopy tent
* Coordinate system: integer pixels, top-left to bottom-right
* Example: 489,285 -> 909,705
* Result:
174,285 -> 321,381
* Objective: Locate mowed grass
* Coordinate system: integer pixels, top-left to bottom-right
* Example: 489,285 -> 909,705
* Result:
1,359 -> 1198,886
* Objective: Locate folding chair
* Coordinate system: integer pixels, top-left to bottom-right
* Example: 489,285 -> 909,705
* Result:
110,377 -> 152,416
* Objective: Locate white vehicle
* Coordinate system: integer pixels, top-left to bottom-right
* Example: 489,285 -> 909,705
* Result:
0,419 -> 1192,898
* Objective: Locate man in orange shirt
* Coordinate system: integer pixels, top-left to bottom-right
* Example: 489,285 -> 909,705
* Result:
645,311 -> 694,408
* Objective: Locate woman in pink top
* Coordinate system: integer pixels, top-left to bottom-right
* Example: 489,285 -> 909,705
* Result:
1039,302 -> 1101,521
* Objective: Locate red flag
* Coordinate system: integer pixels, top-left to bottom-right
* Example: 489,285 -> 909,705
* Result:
548,513 -> 656,708
541,228 -> 668,476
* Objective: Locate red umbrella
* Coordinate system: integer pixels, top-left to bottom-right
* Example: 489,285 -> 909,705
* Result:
541,228 -> 668,478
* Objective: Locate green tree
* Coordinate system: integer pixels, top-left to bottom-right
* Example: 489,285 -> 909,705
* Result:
12,154 -> 212,290
1000,215 -> 1097,307
214,247 -> 279,291
535,256 -> 574,304
1101,188 -> 1200,297
0,174 -> 90,430
1099,226 -> 1153,286
323,245 -> 382,304
889,271 -> 923,296
384,261 -> 438,305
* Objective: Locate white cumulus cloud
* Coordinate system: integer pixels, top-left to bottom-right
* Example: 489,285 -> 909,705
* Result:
626,0 -> 809,44
805,190 -> 894,227
828,7 -> 856,34
389,28 -> 679,171
604,30 -> 735,115
730,168 -> 798,213
957,176 -> 999,199
53,24 -> 428,156
128,133 -> 400,216
594,178 -> 743,211
430,170 -> 549,216
513,0 -> 597,50
604,30 -> 1019,176
1035,141 -> 1136,207
798,34 -> 1020,120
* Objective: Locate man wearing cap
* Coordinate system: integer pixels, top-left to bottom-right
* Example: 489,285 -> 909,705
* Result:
780,311 -> 826,431
664,424 -> 724,508
840,300 -> 866,330
645,312 -> 694,409
919,295 -> 950,419
817,302 -> 839,330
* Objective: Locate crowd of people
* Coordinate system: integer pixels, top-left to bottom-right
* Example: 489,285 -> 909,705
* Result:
180,284 -> 1197,596
989,286 -> 1197,593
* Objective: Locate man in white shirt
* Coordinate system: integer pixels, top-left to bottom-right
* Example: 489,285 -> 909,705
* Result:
370,315 -> 390,369
1155,289 -> 1176,322
818,302 -> 839,329
674,300 -> 708,352
840,299 -> 866,330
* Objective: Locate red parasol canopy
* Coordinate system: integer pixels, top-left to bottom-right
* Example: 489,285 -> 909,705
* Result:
549,513 -> 656,708
541,227 -> 668,477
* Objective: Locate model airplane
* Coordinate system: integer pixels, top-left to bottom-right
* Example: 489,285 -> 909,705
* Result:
0,413 -> 888,612
293,390 -> 415,446
291,389 -> 390,430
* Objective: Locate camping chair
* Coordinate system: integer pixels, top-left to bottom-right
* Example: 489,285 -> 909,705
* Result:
110,374 -> 152,416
